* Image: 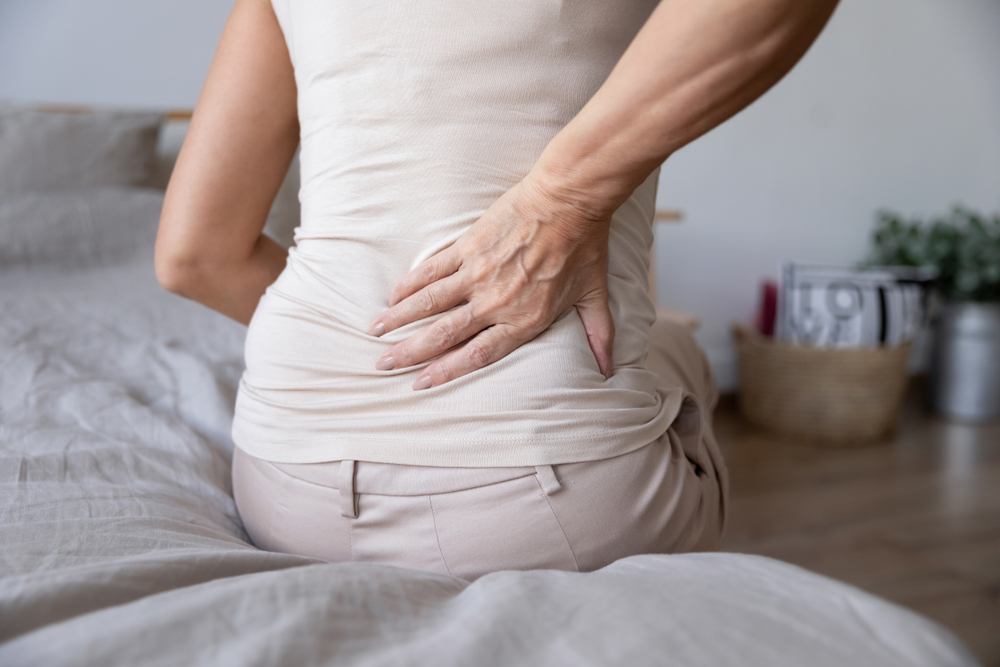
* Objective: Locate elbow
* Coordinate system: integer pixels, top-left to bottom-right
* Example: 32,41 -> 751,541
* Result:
154,227 -> 209,299
155,246 -> 199,298
154,207 -> 223,299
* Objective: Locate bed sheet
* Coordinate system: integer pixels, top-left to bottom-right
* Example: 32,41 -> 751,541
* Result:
0,249 -> 980,666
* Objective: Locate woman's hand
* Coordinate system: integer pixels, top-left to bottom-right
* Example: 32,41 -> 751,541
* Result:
369,0 -> 839,391
367,172 -> 616,390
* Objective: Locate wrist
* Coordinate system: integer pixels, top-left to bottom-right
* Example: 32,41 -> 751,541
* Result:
528,118 -> 665,223
518,167 -> 612,246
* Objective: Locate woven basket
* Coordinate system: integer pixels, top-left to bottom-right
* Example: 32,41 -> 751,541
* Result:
733,325 -> 912,445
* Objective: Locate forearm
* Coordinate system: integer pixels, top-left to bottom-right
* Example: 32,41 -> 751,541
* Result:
372,0 -> 838,387
532,0 -> 838,216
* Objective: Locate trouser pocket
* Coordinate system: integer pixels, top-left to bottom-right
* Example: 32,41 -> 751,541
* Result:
428,473 -> 580,581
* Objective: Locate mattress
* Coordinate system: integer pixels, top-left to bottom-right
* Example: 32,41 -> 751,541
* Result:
0,243 -> 980,666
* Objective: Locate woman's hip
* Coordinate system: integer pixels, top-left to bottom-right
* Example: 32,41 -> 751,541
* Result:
231,422 -> 724,581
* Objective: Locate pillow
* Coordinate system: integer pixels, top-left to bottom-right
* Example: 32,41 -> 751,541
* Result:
0,187 -> 164,268
0,106 -> 163,199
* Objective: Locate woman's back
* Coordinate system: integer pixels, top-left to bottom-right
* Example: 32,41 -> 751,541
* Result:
232,0 -> 684,466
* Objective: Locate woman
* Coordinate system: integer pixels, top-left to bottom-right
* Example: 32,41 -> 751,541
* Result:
156,0 -> 837,580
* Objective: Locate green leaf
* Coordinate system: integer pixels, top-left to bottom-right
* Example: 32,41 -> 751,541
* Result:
867,207 -> 1000,301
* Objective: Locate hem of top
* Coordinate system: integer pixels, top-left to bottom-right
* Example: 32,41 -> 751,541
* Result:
231,393 -> 684,468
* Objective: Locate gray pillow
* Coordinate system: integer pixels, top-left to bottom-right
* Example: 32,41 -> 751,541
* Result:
0,187 -> 164,268
0,106 -> 163,199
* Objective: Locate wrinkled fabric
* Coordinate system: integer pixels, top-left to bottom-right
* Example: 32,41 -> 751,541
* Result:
0,250 -> 980,666
233,0 -> 679,466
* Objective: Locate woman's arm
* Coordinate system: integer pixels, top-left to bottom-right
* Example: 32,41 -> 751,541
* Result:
155,0 -> 298,325
369,0 -> 839,390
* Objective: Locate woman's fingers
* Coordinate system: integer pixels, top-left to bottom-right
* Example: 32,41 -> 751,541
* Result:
411,323 -> 528,390
375,303 -> 483,371
387,246 -> 461,307
575,290 -> 615,378
369,272 -> 467,337
368,176 -> 616,386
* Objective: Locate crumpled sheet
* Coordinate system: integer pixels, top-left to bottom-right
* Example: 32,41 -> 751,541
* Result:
0,251 -> 980,667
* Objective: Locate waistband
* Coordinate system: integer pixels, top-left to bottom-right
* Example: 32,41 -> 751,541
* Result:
266,457 -> 543,497
257,456 -> 564,520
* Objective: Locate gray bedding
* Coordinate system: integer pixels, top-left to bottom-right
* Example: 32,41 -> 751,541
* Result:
0,249 -> 980,666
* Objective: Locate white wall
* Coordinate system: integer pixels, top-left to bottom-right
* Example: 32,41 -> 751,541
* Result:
2,0 -> 998,389
654,1 -> 1000,389
0,0 -> 233,108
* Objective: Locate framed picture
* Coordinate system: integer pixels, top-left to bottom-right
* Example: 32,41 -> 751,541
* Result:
776,264 -> 934,348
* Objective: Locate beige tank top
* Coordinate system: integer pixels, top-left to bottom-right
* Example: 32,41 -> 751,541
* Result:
232,0 -> 687,466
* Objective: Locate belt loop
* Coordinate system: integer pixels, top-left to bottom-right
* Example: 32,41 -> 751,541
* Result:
339,460 -> 357,518
535,465 -> 562,496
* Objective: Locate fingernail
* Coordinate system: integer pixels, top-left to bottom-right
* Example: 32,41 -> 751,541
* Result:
376,356 -> 396,371
413,374 -> 433,391
367,322 -> 386,337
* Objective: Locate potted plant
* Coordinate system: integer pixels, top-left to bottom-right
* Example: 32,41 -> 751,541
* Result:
869,207 -> 1000,422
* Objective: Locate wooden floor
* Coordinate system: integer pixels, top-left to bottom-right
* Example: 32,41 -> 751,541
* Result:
714,380 -> 1000,666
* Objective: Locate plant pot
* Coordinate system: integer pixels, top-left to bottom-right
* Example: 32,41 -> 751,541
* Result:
930,301 -> 1000,422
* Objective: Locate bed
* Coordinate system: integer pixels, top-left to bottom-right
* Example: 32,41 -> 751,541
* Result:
0,104 -> 981,666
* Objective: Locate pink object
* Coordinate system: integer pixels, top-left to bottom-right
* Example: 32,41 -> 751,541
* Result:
756,281 -> 778,337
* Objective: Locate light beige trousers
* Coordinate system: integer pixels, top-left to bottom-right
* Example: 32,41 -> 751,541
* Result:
232,320 -> 728,581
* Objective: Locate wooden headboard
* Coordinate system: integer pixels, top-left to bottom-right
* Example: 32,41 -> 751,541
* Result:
33,103 -> 192,121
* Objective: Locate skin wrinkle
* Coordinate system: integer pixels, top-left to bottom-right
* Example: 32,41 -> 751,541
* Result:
383,186 -> 606,374
376,169 -> 618,384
